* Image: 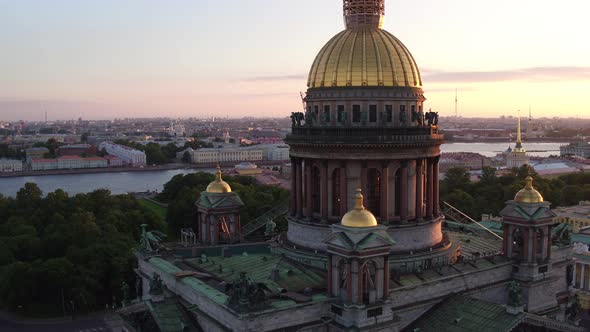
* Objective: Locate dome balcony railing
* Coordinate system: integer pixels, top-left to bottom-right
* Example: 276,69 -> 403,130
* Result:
286,126 -> 444,144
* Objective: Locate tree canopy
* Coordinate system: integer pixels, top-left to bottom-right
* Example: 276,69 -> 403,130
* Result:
441,165 -> 590,220
0,184 -> 164,315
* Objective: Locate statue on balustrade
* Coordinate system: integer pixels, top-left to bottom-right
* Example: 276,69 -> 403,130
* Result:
507,280 -> 522,307
291,112 -> 304,127
399,109 -> 407,124
339,109 -> 347,124
425,110 -> 439,126
360,110 -> 367,124
411,108 -> 420,124
304,110 -> 313,127
321,110 -> 330,125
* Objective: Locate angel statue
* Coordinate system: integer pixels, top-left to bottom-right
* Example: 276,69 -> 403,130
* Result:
139,224 -> 167,253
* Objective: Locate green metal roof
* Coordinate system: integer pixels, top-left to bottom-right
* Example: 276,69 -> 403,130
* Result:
146,299 -> 193,332
190,253 -> 326,293
149,257 -> 183,274
406,295 -> 525,332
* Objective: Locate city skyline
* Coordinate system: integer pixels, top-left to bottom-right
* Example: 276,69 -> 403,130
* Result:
1,0 -> 589,121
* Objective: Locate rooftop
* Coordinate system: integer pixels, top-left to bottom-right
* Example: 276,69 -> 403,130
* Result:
406,295 -> 525,332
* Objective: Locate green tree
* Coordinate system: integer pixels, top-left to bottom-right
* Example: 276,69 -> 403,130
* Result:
81,132 -> 90,142
182,151 -> 192,164
561,185 -> 584,206
441,167 -> 471,193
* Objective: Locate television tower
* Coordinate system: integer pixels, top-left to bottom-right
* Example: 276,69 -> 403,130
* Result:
455,89 -> 458,117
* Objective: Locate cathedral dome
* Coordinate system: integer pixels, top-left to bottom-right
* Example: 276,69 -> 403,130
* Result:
206,167 -> 232,193
307,28 -> 422,89
341,189 -> 378,228
514,177 -> 543,204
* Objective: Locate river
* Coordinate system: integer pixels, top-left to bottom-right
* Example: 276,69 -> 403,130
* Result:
0,169 -> 215,197
0,142 -> 566,197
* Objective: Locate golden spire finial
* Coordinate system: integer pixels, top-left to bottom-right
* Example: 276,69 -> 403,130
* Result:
206,165 -> 232,193
525,176 -> 533,189
353,188 -> 365,210
216,164 -> 223,181
514,176 -> 543,203
341,188 -> 378,228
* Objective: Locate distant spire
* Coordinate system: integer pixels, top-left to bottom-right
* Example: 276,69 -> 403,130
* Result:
515,111 -> 523,149
455,89 -> 459,118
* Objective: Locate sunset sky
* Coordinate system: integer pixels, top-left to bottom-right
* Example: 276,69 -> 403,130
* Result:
1,0 -> 589,121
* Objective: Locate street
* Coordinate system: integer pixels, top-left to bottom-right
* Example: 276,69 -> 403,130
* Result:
0,314 -> 107,332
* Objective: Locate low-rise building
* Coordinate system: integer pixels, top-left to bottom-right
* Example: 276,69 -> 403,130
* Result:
190,146 -> 264,164
57,156 -> 107,169
56,143 -> 97,157
0,159 -> 23,173
99,142 -> 147,167
261,144 -> 290,161
554,201 -> 590,232
561,142 -> 590,159
104,155 -> 124,167
25,147 -> 49,162
31,159 -> 58,171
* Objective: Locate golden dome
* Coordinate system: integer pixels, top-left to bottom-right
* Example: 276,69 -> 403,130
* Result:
514,177 -> 544,203
307,28 -> 422,88
206,166 -> 232,194
341,189 -> 378,228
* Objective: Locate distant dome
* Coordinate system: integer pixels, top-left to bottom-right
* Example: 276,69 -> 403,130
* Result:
514,176 -> 543,203
206,167 -> 232,193
341,189 -> 378,228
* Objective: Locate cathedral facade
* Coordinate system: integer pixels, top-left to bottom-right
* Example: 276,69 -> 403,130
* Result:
129,1 -> 577,331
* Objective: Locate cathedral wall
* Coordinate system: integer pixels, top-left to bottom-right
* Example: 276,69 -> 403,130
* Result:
287,219 -> 332,251
390,262 -> 513,308
387,219 -> 442,252
140,259 -> 333,332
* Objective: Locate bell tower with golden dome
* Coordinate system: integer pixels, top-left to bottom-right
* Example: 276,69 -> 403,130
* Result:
286,0 -> 448,273
324,189 -> 396,328
500,176 -> 559,311
196,167 -> 245,245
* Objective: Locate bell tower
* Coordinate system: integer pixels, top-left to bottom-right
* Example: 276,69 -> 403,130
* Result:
196,167 -> 244,245
324,189 -> 396,329
500,177 -> 559,311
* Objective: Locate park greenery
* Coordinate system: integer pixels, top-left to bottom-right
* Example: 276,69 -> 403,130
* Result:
0,184 -> 164,316
441,165 -> 590,220
0,172 -> 287,316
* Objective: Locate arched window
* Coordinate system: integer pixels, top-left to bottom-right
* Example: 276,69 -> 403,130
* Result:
512,228 -> 524,260
361,260 -> 377,304
536,229 -> 544,259
367,169 -> 381,217
338,259 -> 348,297
394,169 -> 401,217
332,168 -> 342,216
312,167 -> 321,214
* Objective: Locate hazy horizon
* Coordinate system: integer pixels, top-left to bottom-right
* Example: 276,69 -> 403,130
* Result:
1,0 -> 589,121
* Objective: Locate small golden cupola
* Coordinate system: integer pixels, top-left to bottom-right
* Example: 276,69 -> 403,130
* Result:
341,189 -> 378,228
514,176 -> 544,204
206,166 -> 232,194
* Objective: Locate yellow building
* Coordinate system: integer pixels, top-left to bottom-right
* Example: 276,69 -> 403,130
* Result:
554,201 -> 590,232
